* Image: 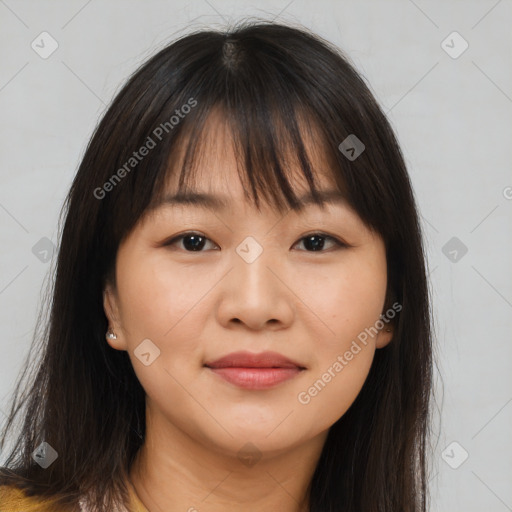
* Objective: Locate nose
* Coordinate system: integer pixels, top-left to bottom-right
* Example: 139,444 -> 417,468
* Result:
215,241 -> 295,332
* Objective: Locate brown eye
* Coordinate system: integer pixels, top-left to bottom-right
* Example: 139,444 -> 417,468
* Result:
294,233 -> 347,252
164,232 -> 218,252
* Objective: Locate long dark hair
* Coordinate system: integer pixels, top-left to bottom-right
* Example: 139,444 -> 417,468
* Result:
0,20 -> 434,511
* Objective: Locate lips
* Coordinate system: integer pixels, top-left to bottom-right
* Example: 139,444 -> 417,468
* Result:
204,351 -> 305,370
204,351 -> 306,390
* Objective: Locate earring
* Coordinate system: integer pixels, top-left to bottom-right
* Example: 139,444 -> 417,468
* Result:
106,328 -> 117,340
385,328 -> 391,332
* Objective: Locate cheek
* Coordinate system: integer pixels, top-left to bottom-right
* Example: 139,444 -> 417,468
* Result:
115,249 -> 218,388
116,249 -> 201,340
301,249 -> 387,346
330,271 -> 387,340
292,250 -> 386,430
114,253 -> 206,410
295,344 -> 375,435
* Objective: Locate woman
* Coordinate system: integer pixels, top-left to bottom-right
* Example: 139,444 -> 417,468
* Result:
0,20 -> 434,512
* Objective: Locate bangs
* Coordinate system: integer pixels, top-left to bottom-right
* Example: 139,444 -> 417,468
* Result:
149,101 -> 350,217
140,32 -> 354,218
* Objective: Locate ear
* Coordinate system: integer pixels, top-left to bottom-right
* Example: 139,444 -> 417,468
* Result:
375,322 -> 394,349
376,289 -> 397,349
103,283 -> 128,351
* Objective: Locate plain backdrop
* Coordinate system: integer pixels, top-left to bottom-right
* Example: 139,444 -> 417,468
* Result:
1,0 -> 511,510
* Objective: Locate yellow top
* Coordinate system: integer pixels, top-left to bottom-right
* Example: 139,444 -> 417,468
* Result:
0,483 -> 149,512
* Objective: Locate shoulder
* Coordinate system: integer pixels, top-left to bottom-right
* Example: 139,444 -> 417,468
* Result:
0,483 -> 148,512
0,485 -> 72,511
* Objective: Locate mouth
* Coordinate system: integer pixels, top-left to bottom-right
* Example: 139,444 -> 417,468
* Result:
204,351 -> 306,390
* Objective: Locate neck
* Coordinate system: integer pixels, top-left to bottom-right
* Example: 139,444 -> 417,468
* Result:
128,407 -> 327,512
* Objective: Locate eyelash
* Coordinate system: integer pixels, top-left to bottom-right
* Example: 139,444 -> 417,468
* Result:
162,231 -> 348,253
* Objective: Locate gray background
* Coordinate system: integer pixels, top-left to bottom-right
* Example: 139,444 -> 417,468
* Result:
1,0 -> 511,510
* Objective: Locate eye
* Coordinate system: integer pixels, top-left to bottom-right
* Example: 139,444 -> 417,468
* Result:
162,231 -> 348,253
163,231 -> 218,252
293,233 -> 348,252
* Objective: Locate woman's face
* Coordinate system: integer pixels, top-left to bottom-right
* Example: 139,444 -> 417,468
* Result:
104,117 -> 393,460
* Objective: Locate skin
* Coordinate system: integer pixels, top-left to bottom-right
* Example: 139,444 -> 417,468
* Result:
103,113 -> 393,512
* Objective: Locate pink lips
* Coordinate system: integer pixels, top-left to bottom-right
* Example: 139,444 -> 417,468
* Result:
204,351 -> 305,390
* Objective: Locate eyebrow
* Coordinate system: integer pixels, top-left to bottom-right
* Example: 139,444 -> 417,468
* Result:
152,189 -> 347,212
